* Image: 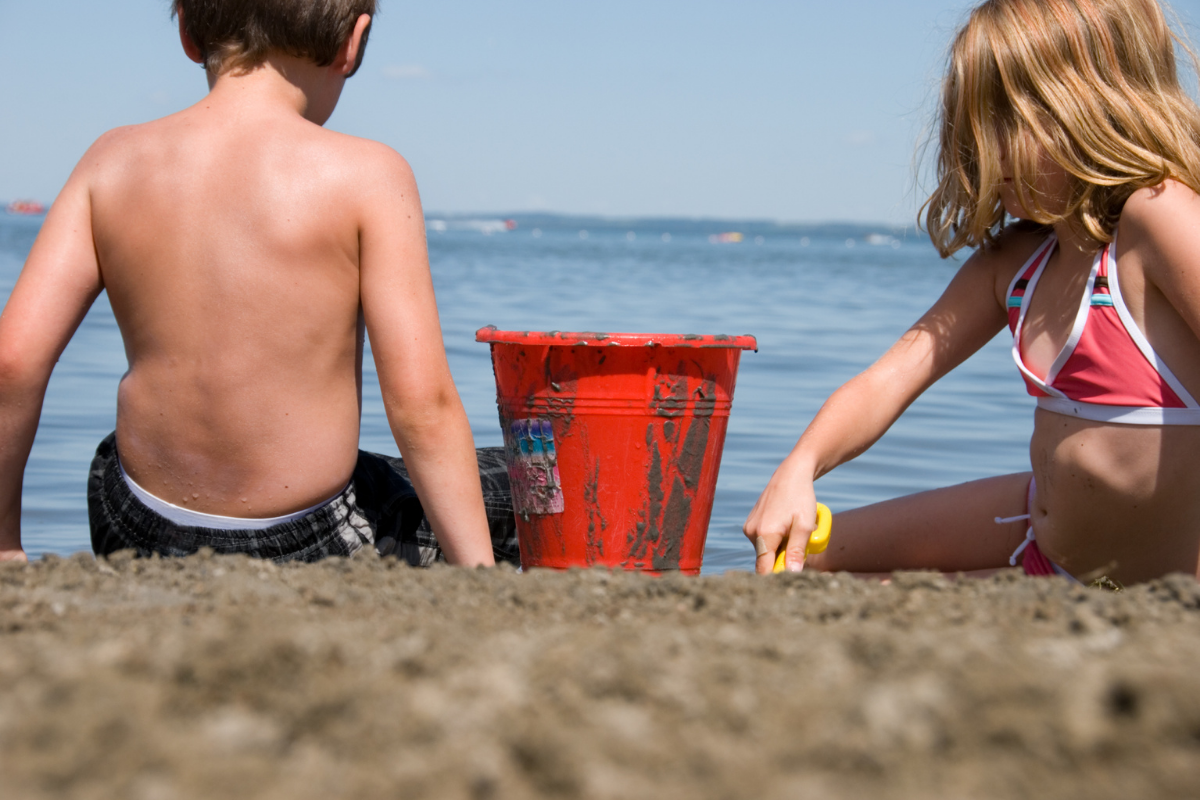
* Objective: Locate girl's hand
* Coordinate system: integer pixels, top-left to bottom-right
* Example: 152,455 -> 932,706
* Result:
743,454 -> 818,575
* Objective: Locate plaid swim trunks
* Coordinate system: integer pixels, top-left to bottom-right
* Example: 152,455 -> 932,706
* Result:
87,432 -> 519,567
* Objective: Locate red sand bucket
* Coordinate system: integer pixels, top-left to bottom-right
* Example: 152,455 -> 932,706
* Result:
476,328 -> 757,574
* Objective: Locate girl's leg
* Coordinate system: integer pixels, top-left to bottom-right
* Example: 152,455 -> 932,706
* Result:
807,472 -> 1033,574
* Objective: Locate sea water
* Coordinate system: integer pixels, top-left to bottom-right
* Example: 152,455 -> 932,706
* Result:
0,213 -> 1035,572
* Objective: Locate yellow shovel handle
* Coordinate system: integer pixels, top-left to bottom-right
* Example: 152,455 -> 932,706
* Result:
773,502 -> 832,574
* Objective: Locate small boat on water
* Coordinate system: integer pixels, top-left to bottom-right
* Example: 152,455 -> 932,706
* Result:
5,200 -> 46,216
708,232 -> 744,244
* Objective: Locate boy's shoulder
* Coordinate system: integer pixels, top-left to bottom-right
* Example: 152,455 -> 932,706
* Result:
70,122 -> 155,179
310,131 -> 422,226
322,130 -> 419,191
104,110 -> 411,166
78,110 -> 419,210
267,122 -> 422,213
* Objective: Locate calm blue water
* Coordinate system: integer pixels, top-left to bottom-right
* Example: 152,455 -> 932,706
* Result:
0,212 -> 1035,572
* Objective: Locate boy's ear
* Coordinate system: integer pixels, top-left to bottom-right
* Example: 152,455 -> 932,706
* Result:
336,14 -> 372,78
177,7 -> 205,65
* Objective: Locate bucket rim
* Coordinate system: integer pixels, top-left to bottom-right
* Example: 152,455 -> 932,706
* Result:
475,327 -> 757,351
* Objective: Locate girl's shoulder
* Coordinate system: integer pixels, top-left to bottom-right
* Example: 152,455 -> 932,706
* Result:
1120,179 -> 1200,247
970,221 -> 1053,299
1117,180 -> 1200,288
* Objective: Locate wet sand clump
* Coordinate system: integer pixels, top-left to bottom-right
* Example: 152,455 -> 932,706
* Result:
2,551 -> 1199,799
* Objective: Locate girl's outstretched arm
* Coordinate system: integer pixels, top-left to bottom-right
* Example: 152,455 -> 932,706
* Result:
743,236 -> 1028,574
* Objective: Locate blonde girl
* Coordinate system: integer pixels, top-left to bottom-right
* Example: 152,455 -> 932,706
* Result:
744,0 -> 1200,584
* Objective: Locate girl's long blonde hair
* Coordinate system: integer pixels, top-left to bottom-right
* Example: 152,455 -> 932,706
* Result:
923,0 -> 1200,257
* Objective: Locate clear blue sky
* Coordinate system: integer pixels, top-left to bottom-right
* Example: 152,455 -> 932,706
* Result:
2,0 -> 1198,223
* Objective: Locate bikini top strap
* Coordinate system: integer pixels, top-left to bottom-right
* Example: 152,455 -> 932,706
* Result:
1098,237 -> 1113,277
1006,234 -> 1057,303
1009,235 -> 1066,398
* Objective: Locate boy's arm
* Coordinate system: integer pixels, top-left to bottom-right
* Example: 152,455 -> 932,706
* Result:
357,148 -> 494,567
0,159 -> 105,560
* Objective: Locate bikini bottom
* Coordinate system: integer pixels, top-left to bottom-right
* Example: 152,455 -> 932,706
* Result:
999,477 -> 1081,584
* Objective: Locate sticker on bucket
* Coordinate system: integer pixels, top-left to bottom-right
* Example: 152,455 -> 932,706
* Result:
504,418 -> 565,516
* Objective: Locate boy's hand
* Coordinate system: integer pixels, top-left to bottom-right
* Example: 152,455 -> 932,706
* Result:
743,454 -> 819,575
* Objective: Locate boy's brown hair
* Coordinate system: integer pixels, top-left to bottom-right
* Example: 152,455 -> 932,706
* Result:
173,0 -> 377,76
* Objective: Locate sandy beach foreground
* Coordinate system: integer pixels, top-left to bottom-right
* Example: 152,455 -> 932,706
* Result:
2,552 -> 1199,799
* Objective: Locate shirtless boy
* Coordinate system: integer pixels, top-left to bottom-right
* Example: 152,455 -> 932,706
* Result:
0,0 -> 516,567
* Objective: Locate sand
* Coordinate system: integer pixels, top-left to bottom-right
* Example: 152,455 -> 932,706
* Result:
1,551 -> 1199,800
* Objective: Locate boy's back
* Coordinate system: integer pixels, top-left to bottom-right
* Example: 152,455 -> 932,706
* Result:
93,84 -> 382,516
0,2 -> 502,566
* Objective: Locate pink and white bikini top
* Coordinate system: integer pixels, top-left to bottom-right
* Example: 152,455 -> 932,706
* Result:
1006,234 -> 1200,425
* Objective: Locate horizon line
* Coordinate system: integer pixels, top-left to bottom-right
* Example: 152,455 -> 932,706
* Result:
0,204 -> 923,232
421,210 -> 921,229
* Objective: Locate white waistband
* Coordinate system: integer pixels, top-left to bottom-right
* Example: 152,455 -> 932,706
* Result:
118,460 -> 342,530
1037,396 -> 1200,425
